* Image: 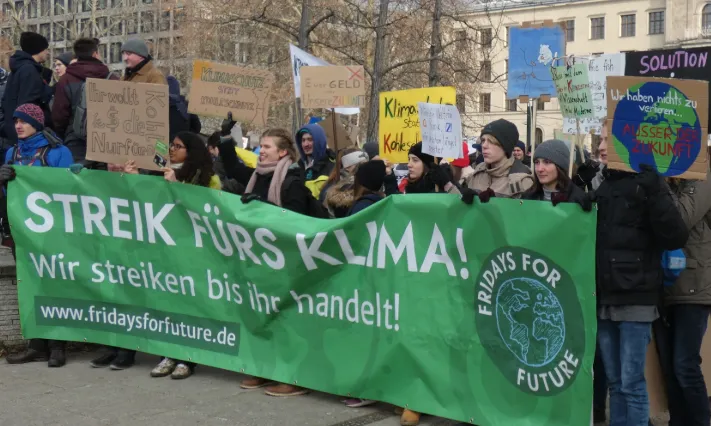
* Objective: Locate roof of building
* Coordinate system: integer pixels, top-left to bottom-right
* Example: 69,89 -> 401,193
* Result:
463,0 -> 591,13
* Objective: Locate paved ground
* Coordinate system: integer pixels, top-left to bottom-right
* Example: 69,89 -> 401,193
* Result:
0,352 -> 465,426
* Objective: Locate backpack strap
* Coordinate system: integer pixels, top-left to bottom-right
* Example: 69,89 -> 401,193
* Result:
37,145 -> 51,167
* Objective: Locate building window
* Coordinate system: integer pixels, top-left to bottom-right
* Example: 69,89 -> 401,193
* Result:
237,42 -> 251,63
127,13 -> 138,34
480,60 -> 491,81
29,0 -> 38,18
649,11 -> 664,34
621,14 -> 636,37
99,44 -> 107,60
480,28 -> 492,48
479,93 -> 491,113
506,98 -> 517,112
173,7 -> 185,30
111,42 -> 121,63
590,17 -> 605,40
702,6 -> 711,32
160,11 -> 170,31
110,18 -> 123,36
53,22 -> 65,41
39,23 -> 50,39
53,0 -> 64,13
537,98 -> 545,111
456,94 -> 466,113
506,26 -> 511,44
455,30 -> 468,51
564,20 -> 575,42
142,11 -> 154,33
40,0 -> 50,15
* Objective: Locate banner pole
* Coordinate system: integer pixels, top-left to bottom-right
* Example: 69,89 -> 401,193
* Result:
332,109 -> 339,152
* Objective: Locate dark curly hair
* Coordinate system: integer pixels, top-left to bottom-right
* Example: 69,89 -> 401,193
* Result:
173,131 -> 215,188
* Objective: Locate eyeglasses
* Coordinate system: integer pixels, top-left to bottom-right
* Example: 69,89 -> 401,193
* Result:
169,143 -> 186,151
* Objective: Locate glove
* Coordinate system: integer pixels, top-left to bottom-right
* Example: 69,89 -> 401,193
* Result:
552,189 -> 593,212
428,165 -> 452,190
460,188 -> 495,205
0,165 -> 16,184
221,112 -> 237,136
636,164 -> 661,196
478,188 -> 495,203
461,188 -> 476,205
240,193 -> 261,204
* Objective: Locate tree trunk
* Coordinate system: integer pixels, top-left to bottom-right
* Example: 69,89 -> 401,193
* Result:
366,0 -> 389,144
428,0 -> 442,87
293,0 -> 310,134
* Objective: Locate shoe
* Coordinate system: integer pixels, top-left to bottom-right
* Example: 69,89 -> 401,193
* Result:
170,363 -> 193,380
264,383 -> 309,397
400,409 -> 421,426
48,349 -> 66,368
6,348 -> 48,364
109,352 -> 135,370
344,398 -> 376,408
90,352 -> 116,368
150,358 -> 177,377
239,376 -> 271,389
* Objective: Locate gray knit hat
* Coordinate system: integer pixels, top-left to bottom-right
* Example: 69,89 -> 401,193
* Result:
533,139 -> 571,174
121,39 -> 150,58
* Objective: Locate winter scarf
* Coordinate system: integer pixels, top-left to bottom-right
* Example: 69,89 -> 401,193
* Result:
245,156 -> 293,206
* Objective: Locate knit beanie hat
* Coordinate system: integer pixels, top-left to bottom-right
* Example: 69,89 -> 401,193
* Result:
515,140 -> 526,153
480,119 -> 519,158
55,52 -> 73,67
408,142 -> 435,166
533,139 -> 571,174
121,39 -> 150,58
13,103 -> 44,131
20,32 -> 49,56
356,160 -> 387,192
362,142 -> 379,160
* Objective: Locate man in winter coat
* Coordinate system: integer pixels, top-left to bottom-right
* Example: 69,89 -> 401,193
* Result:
295,123 -> 335,197
120,38 -> 166,85
166,75 -> 200,143
593,121 -> 689,426
1,32 -> 52,144
660,172 -> 711,426
463,119 -> 533,198
51,38 -> 118,164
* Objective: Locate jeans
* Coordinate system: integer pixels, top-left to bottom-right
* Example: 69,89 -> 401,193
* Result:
663,304 -> 711,426
597,319 -> 652,426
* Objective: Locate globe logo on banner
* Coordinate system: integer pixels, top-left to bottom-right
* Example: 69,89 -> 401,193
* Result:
611,81 -> 702,176
475,247 -> 585,396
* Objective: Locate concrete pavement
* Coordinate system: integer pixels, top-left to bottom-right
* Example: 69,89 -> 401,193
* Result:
0,351 -> 463,426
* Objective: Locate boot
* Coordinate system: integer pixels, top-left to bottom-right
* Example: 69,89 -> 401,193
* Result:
6,348 -> 48,364
48,349 -> 66,368
400,409 -> 421,426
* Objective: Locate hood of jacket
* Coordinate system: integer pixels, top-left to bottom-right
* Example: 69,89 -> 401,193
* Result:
9,50 -> 41,74
296,124 -> 328,163
65,58 -> 112,81
325,176 -> 356,209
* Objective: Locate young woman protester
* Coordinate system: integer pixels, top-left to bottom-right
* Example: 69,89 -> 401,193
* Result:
521,139 -> 592,211
321,148 -> 369,218
348,159 -> 389,216
402,142 -> 460,196
461,119 -> 533,203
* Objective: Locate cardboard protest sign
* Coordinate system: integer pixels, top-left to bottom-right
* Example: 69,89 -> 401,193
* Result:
86,78 -> 169,170
378,87 -> 456,163
188,60 -> 273,127
551,64 -> 593,119
300,66 -> 366,109
417,103 -> 463,158
317,111 -> 352,150
289,44 -> 359,115
606,76 -> 708,179
563,53 -> 625,134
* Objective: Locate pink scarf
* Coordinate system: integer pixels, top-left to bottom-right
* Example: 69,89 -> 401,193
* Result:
245,156 -> 293,206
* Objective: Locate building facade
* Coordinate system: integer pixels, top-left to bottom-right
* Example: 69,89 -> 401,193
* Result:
461,0 -> 711,145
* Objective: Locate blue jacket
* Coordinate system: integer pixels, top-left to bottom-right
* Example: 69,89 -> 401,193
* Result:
348,193 -> 384,216
5,131 -> 74,167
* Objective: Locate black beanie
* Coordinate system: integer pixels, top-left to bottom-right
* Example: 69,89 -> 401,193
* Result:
356,160 -> 387,192
20,32 -> 49,56
481,119 -> 519,158
408,142 -> 435,166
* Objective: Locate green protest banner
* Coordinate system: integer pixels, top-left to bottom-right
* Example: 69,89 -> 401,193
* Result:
8,167 -> 597,426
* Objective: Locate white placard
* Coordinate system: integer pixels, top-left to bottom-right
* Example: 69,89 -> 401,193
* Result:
417,102 -> 463,158
563,53 -> 625,134
288,44 -> 359,115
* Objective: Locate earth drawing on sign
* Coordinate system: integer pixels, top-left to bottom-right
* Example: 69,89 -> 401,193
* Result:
496,277 -> 566,368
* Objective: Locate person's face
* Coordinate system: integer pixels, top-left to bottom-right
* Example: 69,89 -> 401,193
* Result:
14,118 -> 36,139
54,60 -> 67,78
35,49 -> 49,63
535,158 -> 558,187
301,133 -> 314,156
599,125 -> 608,166
260,136 -> 287,163
208,145 -> 219,158
169,137 -> 188,164
513,147 -> 524,160
481,134 -> 506,165
122,52 -> 143,68
407,154 -> 425,180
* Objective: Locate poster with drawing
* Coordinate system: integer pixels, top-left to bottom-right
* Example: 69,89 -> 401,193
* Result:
507,26 -> 565,99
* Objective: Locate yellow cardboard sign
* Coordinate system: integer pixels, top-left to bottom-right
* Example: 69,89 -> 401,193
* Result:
378,87 -> 456,163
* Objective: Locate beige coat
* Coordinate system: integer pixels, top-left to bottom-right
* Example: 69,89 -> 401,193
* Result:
464,156 -> 534,198
122,60 -> 167,85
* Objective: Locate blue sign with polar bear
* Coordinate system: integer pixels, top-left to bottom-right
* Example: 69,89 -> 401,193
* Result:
507,26 -> 566,99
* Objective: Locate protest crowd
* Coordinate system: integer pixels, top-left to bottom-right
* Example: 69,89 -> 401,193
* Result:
0,31 -> 709,426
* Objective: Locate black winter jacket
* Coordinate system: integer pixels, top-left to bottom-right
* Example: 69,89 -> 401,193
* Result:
2,51 -> 52,143
594,169 -> 688,306
247,164 -> 309,215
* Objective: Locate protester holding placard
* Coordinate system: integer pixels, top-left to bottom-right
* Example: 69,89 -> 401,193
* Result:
295,123 -> 335,197
462,119 -> 533,201
402,142 -> 459,195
